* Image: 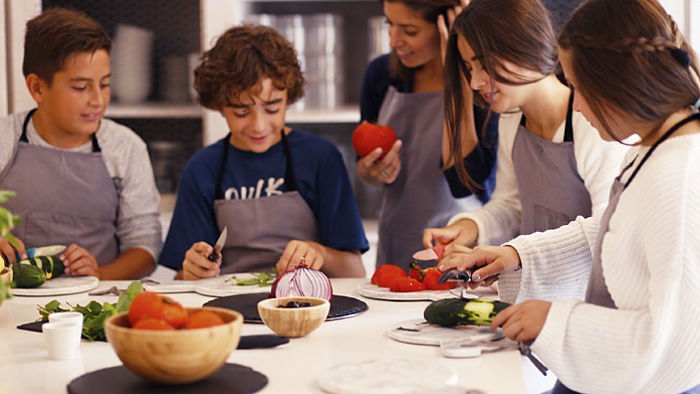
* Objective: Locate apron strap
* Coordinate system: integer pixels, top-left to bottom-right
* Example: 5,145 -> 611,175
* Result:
215,129 -> 296,199
564,90 -> 574,142
21,108 -> 101,152
518,90 -> 574,142
624,112 -> 700,188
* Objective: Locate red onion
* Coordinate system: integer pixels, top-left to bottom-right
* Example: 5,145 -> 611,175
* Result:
271,264 -> 333,301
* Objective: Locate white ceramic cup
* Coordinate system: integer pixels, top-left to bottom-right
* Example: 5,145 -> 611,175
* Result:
48,311 -> 83,326
43,319 -> 82,360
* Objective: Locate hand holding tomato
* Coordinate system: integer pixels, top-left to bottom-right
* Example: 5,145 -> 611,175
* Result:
356,142 -> 402,187
352,122 -> 397,158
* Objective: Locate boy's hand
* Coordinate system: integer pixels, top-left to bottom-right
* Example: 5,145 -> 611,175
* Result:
0,236 -> 27,263
276,240 -> 323,274
182,242 -> 221,280
60,243 -> 100,278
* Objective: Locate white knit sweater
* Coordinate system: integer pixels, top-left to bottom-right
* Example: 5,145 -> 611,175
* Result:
504,135 -> 700,393
448,111 -> 628,246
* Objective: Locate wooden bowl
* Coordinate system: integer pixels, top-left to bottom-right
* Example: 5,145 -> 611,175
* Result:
257,296 -> 330,338
104,306 -> 242,384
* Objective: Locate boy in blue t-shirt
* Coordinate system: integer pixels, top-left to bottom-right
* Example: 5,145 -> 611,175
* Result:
159,24 -> 368,279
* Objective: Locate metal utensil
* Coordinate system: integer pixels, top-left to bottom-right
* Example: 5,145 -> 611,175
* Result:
207,226 -> 228,262
88,286 -> 123,296
437,269 -> 474,284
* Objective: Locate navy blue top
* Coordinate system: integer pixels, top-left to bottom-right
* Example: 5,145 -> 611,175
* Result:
360,54 -> 498,203
159,129 -> 369,269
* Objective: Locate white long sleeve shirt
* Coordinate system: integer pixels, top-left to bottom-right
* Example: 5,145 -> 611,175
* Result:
505,135 -> 700,393
449,111 -> 628,246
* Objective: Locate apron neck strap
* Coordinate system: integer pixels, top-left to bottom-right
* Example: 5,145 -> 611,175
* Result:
624,112 -> 700,188
21,108 -> 101,152
518,90 -> 575,142
215,129 -> 296,199
563,90 -> 574,142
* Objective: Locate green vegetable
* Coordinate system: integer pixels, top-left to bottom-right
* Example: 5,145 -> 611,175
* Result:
423,298 -> 510,327
0,278 -> 11,306
37,280 -> 144,340
11,263 -> 46,288
20,255 -> 64,279
226,270 -> 276,287
0,190 -> 22,250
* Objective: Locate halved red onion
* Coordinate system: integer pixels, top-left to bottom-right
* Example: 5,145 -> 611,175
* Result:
271,264 -> 333,301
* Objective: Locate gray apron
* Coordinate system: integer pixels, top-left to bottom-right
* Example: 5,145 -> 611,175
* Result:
376,86 -> 481,271
213,130 -> 321,274
553,112 -> 700,394
0,109 -> 119,265
512,92 -> 592,235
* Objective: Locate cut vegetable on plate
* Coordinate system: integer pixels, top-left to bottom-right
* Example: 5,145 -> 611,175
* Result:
423,298 -> 510,327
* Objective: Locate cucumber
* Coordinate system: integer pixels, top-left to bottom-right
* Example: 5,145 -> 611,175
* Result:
424,298 -> 510,327
11,263 -> 46,288
19,255 -> 64,279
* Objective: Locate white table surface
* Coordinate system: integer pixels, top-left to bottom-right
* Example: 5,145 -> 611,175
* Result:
0,278 -> 556,394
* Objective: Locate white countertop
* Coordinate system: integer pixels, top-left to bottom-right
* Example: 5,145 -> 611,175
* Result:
0,278 -> 556,393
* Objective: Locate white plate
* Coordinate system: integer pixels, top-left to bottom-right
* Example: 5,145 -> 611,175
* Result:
142,273 -> 273,296
194,273 -> 272,297
10,276 -> 99,296
387,319 -> 502,346
357,281 -> 496,301
318,359 -> 459,394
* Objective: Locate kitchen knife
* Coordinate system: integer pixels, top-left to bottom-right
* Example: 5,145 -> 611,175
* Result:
207,226 -> 228,262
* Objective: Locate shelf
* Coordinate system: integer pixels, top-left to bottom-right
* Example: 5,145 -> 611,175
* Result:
286,106 -> 360,123
106,102 -> 203,119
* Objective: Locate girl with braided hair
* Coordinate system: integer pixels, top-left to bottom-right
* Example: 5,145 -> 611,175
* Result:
434,0 -> 700,392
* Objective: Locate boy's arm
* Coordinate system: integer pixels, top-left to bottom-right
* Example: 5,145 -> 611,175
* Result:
99,247 -> 155,279
308,242 -> 364,278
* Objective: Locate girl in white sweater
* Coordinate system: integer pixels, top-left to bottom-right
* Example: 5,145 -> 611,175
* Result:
424,0 -> 627,275
438,0 -> 700,392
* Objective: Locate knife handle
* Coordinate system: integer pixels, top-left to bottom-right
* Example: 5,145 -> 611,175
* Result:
207,251 -> 220,262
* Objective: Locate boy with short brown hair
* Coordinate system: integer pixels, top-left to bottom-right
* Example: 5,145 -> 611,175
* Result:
0,7 -> 162,279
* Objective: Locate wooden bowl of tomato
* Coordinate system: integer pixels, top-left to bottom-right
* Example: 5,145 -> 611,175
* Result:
257,296 -> 330,338
104,295 -> 242,385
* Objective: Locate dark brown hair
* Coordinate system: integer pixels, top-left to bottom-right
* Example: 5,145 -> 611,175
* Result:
383,0 -> 460,82
23,7 -> 111,85
558,0 -> 699,141
444,0 -> 558,191
195,24 -> 304,111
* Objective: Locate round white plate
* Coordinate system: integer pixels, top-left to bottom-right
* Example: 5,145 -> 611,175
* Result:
358,281 -> 455,301
358,281 -> 496,301
194,273 -> 272,297
10,276 -> 99,296
387,319 -> 501,346
318,359 -> 459,394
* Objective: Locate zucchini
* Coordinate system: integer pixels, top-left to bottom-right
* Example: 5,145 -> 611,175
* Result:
19,255 -> 64,279
11,263 -> 46,288
424,298 -> 510,327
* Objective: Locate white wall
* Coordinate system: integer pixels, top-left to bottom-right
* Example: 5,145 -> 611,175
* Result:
5,0 -> 40,114
1,1 -> 8,117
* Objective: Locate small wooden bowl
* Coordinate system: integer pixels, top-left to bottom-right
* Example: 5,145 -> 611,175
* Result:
257,296 -> 330,338
104,307 -> 242,384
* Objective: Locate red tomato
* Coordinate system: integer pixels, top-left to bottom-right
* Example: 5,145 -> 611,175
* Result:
128,291 -> 188,328
352,121 -> 397,158
422,268 -> 456,290
389,277 -> 426,292
371,264 -> 407,288
409,261 -> 425,281
185,310 -> 225,329
132,318 -> 176,331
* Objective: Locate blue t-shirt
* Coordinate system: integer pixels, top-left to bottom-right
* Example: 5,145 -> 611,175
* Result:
159,129 -> 369,270
360,54 -> 498,203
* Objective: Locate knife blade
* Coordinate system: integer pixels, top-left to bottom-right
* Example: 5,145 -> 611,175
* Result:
207,226 -> 228,262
